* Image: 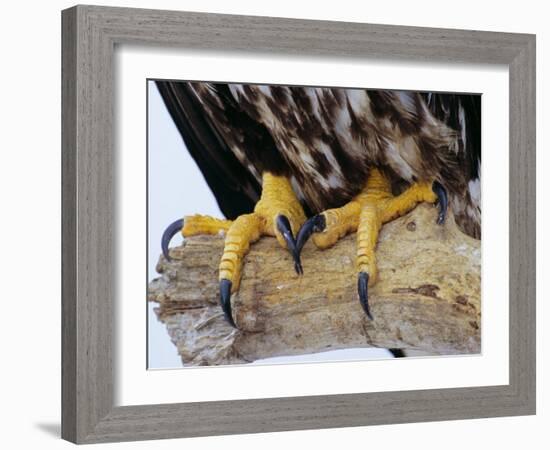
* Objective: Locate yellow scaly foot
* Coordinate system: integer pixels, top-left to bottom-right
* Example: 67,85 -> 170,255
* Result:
296,168 -> 447,319
161,172 -> 306,327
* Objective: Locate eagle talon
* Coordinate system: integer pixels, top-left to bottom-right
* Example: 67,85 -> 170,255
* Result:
219,278 -> 237,328
358,271 -> 373,320
161,218 -> 184,261
296,214 -> 327,255
432,181 -> 448,225
276,214 -> 303,275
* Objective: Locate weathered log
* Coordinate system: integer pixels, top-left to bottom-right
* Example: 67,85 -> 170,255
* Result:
148,204 -> 481,366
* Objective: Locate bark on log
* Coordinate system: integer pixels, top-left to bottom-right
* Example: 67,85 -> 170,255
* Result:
148,204 -> 481,366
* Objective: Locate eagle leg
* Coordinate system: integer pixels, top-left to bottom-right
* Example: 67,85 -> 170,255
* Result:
161,171 -> 306,328
297,168 -> 447,319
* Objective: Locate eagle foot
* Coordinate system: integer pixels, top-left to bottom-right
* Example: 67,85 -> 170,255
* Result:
161,171 -> 306,328
161,215 -> 232,262
296,168 -> 447,319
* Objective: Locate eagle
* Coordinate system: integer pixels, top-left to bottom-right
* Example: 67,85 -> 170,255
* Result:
157,81 -> 481,328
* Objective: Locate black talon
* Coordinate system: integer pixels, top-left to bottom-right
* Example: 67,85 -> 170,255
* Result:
295,214 -> 326,254
432,181 -> 448,225
219,279 -> 236,328
276,215 -> 303,275
358,271 -> 373,320
161,219 -> 184,261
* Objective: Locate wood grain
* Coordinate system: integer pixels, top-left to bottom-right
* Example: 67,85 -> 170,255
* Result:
149,206 -> 481,365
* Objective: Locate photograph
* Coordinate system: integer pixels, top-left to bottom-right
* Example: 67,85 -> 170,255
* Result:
147,80 -> 482,368
51,2 -> 538,446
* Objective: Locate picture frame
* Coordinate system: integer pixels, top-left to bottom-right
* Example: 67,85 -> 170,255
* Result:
61,4 -> 536,444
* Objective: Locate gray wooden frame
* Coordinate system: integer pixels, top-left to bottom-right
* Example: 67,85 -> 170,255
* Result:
61,4 -> 536,444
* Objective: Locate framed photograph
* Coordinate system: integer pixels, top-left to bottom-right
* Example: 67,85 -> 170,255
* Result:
62,4 -> 535,444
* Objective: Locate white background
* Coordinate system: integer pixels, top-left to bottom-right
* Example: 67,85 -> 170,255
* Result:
0,0 -> 546,448
130,50 -> 508,404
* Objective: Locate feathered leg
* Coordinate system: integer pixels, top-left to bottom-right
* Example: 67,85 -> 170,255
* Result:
162,172 -> 306,327
297,168 -> 447,318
